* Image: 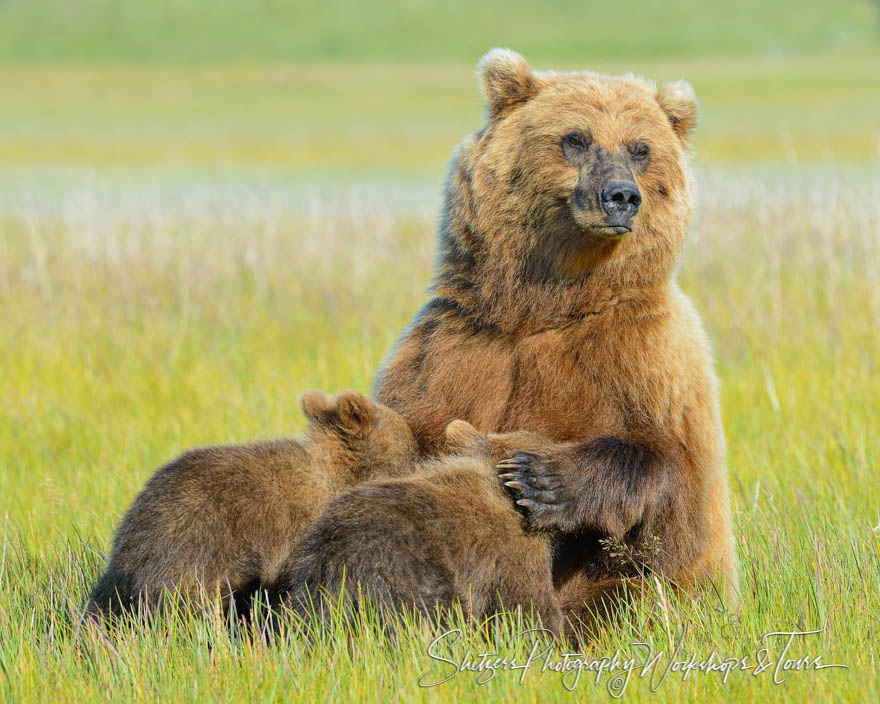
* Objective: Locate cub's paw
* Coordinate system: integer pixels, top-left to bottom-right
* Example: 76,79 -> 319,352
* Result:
496,452 -> 571,530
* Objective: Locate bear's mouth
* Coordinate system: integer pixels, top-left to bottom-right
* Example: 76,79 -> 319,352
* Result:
586,225 -> 632,238
557,201 -> 634,241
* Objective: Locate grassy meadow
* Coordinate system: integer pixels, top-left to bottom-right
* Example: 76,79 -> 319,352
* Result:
1,1 -> 880,701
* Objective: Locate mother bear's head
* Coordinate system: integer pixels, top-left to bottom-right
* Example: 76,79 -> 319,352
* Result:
433,49 -> 700,330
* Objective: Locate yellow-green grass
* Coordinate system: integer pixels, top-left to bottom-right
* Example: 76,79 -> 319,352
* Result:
0,0 -> 874,64
0,165 -> 878,701
2,47 -> 880,175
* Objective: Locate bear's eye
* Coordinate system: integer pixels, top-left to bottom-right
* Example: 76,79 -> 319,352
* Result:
628,141 -> 650,161
561,130 -> 592,152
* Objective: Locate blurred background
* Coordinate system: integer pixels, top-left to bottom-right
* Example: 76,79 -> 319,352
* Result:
1,0 -> 878,178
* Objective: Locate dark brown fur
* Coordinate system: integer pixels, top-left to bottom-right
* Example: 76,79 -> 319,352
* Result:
280,420 -> 563,635
373,49 -> 738,626
85,390 -> 417,619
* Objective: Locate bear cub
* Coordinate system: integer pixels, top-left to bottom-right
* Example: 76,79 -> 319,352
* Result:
86,390 -> 418,618
282,420 -> 563,635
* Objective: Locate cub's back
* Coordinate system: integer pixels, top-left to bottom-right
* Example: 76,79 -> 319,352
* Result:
285,458 -> 541,611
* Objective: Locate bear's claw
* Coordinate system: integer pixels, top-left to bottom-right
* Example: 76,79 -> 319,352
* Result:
496,452 -> 570,529
496,453 -> 536,469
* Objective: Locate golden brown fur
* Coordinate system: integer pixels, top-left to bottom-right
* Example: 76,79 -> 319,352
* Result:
374,49 -> 738,624
282,420 -> 563,634
86,390 -> 417,618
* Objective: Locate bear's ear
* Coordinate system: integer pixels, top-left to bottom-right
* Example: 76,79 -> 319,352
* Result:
300,389 -> 377,435
656,80 -> 699,143
478,48 -> 538,118
299,389 -> 335,422
444,419 -> 490,455
334,391 -> 378,435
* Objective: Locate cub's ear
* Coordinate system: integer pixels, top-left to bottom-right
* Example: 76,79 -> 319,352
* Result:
334,391 -> 378,435
656,80 -> 699,143
299,389 -> 335,422
444,419 -> 490,455
478,48 -> 538,117
300,389 -> 377,435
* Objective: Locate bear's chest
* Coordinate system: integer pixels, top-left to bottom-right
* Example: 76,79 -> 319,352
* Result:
382,309 -> 678,449
498,323 -> 628,440
424,319 -> 655,440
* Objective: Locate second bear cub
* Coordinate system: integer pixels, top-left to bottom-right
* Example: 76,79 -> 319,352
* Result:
86,390 -> 418,618
283,420 -> 563,635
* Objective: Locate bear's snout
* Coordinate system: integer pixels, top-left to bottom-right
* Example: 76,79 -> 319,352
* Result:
600,180 -> 641,228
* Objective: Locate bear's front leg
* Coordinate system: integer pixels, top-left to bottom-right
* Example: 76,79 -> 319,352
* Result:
497,437 -> 670,536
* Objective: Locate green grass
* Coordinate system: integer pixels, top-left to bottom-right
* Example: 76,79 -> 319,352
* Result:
0,0 -> 875,63
1,0 -> 878,171
0,166 -> 878,701
2,47 -> 879,176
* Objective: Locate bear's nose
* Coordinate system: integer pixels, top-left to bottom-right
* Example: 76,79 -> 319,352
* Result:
600,181 -> 641,224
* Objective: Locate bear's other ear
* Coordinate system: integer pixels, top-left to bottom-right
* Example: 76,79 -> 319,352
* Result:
478,48 -> 538,117
300,389 -> 335,422
444,419 -> 490,455
656,80 -> 699,143
334,390 -> 378,435
300,390 -> 376,435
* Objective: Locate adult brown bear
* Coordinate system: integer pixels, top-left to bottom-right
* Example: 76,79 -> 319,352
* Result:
373,49 -> 738,626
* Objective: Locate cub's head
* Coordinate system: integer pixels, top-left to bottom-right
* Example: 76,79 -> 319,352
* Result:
442,48 -> 698,283
300,390 -> 418,479
444,419 -> 549,462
